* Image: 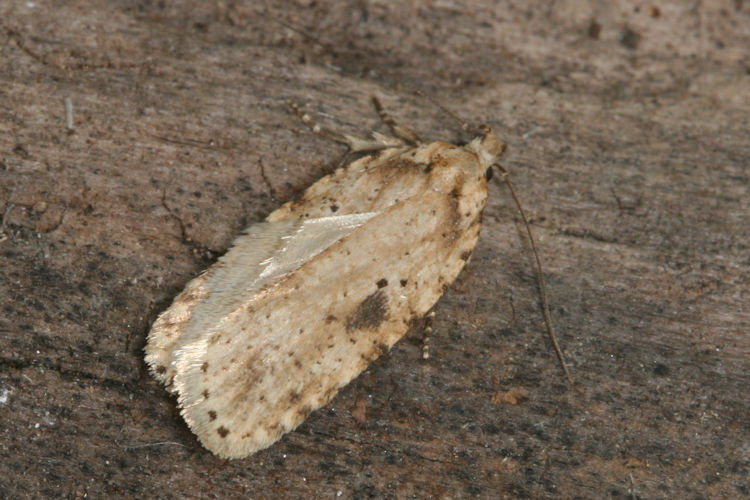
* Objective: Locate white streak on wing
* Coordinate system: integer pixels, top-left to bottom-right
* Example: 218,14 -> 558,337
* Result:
259,213 -> 376,280
168,220 -> 296,365
172,213 -> 376,401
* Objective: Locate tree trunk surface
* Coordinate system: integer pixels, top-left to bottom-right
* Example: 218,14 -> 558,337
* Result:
1,1 -> 748,498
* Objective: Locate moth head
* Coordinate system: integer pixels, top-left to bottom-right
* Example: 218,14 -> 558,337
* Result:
467,127 -> 507,168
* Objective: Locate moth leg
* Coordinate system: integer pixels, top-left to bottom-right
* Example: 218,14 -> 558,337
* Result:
421,310 -> 436,360
371,96 -> 422,145
287,100 -> 403,152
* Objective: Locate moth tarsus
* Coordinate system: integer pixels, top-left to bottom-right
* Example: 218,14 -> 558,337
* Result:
421,310 -> 436,360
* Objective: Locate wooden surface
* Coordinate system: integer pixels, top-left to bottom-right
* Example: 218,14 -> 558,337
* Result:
1,1 -> 748,498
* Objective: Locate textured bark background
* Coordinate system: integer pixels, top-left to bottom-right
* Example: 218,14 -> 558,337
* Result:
1,1 -> 748,498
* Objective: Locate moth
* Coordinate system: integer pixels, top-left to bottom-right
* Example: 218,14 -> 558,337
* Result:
145,97 -> 565,459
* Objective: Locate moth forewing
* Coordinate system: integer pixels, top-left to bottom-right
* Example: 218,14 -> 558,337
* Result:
145,102 -> 507,459
146,216 -> 372,386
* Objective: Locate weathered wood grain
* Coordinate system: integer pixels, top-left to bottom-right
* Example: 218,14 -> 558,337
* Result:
1,1 -> 748,497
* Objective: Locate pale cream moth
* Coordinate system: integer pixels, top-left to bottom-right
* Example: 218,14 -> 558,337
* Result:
145,97 -> 567,459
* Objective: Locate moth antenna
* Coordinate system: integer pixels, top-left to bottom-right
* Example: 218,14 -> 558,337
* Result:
414,90 -> 483,138
370,96 -> 422,145
494,164 -> 574,385
286,100 -> 351,145
272,17 -> 337,55
287,100 -> 404,152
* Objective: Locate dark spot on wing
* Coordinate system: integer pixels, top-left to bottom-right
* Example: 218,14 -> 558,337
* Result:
202,389 -> 210,399
384,157 -> 422,172
376,278 -> 388,288
346,290 -> 388,332
330,204 -> 339,212
372,340 -> 389,356
323,386 -> 338,401
156,365 -> 166,374
287,199 -> 301,213
368,150 -> 384,161
325,315 -> 337,324
460,250 -> 472,261
297,405 -> 313,419
425,154 -> 450,173
446,186 -> 464,230
217,426 -> 229,438
400,279 -> 408,287
289,391 -> 301,403
201,362 -> 209,372
208,410 -> 217,421
426,155 -> 450,173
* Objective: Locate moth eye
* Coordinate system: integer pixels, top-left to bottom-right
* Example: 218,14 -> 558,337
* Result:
485,167 -> 494,181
